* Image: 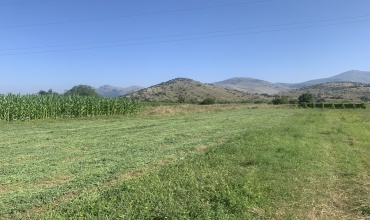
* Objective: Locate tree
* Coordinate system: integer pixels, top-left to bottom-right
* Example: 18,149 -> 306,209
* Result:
64,85 -> 99,97
38,89 -> 58,96
272,96 -> 289,105
298,93 -> 313,104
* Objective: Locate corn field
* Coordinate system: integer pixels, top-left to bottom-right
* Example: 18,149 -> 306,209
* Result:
0,94 -> 143,121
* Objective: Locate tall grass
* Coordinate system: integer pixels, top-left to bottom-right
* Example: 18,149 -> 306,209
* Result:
0,94 -> 143,121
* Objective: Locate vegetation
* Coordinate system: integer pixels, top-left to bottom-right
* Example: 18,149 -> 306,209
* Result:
1,106 -> 369,219
199,97 -> 215,105
279,82 -> 370,103
272,96 -> 289,104
37,89 -> 58,96
300,102 -> 366,109
298,92 -> 314,103
64,85 -> 99,97
125,78 -> 268,103
0,94 -> 143,121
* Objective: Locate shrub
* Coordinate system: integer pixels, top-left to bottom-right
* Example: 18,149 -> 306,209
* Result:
199,98 -> 215,105
298,93 -> 314,104
272,96 -> 289,105
324,103 -> 334,108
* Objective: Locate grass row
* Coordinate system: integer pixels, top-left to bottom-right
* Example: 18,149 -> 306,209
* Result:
40,109 -> 370,219
1,106 -> 286,218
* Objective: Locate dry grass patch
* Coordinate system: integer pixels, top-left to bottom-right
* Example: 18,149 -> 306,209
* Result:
142,103 -> 276,116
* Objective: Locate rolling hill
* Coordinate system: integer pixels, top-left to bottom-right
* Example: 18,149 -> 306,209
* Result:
279,82 -> 370,102
98,70 -> 370,100
124,78 -> 267,103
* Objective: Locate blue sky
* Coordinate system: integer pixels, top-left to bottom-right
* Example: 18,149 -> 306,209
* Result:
1,0 -> 370,94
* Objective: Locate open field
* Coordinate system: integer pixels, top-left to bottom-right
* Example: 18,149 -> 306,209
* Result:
1,104 -> 370,219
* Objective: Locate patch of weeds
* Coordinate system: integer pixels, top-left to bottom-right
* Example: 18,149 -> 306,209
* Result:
361,205 -> 370,215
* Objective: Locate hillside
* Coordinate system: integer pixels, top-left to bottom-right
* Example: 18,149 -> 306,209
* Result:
212,70 -> 370,95
279,82 -> 370,102
213,77 -> 291,95
96,85 -> 144,97
292,70 -> 370,88
124,78 -> 267,103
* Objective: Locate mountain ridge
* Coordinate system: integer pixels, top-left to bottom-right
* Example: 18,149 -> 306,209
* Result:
212,70 -> 370,94
96,70 -> 370,99
291,70 -> 370,88
213,77 -> 291,95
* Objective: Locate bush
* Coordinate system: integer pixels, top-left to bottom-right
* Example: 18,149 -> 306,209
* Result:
300,102 -> 366,109
298,93 -> 314,104
272,96 -> 288,105
324,103 -> 334,108
199,98 -> 215,105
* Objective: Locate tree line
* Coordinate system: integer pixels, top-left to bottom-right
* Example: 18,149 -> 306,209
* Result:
38,85 -> 99,97
272,93 -> 366,109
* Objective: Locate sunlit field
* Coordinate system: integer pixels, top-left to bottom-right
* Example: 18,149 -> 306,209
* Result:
1,105 -> 369,219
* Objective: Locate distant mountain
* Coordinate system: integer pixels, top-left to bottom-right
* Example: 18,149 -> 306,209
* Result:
292,70 -> 370,88
213,70 -> 370,94
279,82 -> 370,102
97,70 -> 370,99
96,85 -> 144,97
213,77 -> 291,95
124,78 -> 267,103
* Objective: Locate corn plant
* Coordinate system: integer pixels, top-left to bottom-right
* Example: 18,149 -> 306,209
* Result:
0,94 -> 143,121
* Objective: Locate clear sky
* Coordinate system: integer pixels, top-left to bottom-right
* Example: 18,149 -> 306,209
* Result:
1,0 -> 370,94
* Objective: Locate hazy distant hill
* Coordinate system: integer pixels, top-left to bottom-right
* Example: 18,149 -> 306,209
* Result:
280,82 -> 370,102
96,85 -> 144,97
124,78 -> 267,103
292,70 -> 370,88
213,70 -> 370,94
213,77 -> 291,95
97,70 -> 370,99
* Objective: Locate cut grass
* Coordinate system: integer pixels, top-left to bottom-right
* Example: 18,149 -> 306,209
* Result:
1,105 -> 370,219
0,105 -> 288,218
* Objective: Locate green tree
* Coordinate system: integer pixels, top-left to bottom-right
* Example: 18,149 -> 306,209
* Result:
298,93 -> 313,104
64,85 -> 99,97
38,89 -> 58,96
272,96 -> 289,105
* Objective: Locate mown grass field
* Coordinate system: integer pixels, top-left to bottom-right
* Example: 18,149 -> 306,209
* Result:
1,104 -> 369,219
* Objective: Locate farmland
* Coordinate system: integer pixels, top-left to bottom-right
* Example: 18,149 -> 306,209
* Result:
0,94 -> 142,121
1,104 -> 370,219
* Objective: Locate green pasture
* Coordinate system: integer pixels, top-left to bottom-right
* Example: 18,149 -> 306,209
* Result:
1,106 -> 369,219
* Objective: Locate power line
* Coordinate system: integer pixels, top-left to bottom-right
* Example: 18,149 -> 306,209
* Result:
1,18 -> 370,56
1,14 -> 370,52
0,0 -> 273,29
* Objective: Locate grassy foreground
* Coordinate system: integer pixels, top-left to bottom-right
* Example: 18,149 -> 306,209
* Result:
1,105 -> 369,219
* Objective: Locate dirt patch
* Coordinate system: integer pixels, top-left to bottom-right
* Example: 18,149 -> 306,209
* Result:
196,145 -> 208,152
